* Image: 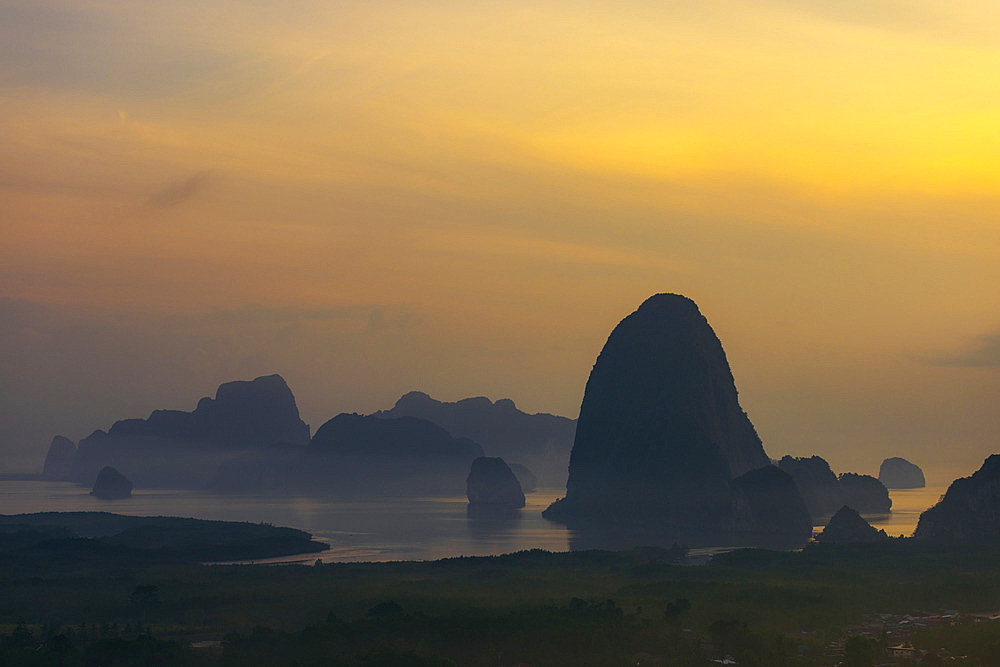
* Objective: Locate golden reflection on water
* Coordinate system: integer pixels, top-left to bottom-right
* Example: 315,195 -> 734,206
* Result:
810,486 -> 947,539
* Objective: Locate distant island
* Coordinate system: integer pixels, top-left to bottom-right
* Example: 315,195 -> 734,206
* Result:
210,413 -> 484,496
777,455 -> 891,519
40,376 -> 569,500
879,456 -> 926,489
90,466 -> 133,499
374,391 -> 576,486
57,374 -> 310,489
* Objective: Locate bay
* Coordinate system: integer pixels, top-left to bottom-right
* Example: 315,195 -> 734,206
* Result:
0,481 -> 946,563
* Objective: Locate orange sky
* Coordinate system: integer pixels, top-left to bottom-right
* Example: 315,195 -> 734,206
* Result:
2,0 -> 999,478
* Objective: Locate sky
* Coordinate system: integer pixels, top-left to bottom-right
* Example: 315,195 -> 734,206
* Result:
1,0 -> 999,481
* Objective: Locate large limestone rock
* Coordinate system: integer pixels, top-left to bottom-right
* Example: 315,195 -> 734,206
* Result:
915,455 -> 1000,540
815,506 -> 888,544
91,466 -> 133,499
776,456 -> 845,518
730,466 -> 812,536
544,293 -> 773,530
879,457 -> 926,489
838,473 -> 891,514
374,392 -> 576,486
41,436 -> 76,480
72,374 -> 310,488
466,457 -> 526,508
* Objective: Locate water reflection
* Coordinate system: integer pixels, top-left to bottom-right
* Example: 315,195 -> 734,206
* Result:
0,481 -> 947,562
466,504 -> 522,529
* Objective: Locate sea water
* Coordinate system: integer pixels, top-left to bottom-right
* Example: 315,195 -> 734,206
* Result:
0,480 -> 946,563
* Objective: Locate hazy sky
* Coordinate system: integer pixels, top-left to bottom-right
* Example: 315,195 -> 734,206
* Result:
2,0 -> 998,480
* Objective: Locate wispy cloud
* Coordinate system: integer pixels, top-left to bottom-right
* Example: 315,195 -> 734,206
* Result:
919,330 -> 1000,368
147,171 -> 211,208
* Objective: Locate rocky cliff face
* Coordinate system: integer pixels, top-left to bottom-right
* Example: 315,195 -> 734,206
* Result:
91,466 -> 133,499
374,392 -> 575,486
879,457 -> 926,489
71,374 -> 310,487
815,506 -> 887,544
730,466 -> 812,537
838,473 -> 891,514
466,457 -> 526,508
915,455 -> 1000,540
41,436 -> 76,480
544,294 -> 773,530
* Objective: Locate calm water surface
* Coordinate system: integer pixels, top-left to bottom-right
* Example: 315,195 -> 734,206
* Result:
0,481 -> 945,562
0,481 -> 570,562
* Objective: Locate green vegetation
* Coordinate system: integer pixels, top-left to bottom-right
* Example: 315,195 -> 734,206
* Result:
3,540 -> 1000,665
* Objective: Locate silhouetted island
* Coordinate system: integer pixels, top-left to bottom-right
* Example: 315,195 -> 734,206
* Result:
0,512 -> 326,571
777,456 -> 845,518
838,472 -> 891,514
374,391 -> 576,486
41,435 -> 76,481
90,466 -> 132,499
879,457 -> 926,489
815,506 -> 888,544
466,457 -> 526,508
777,455 -> 891,519
543,293 -> 810,544
68,374 -> 310,488
210,413 -> 484,496
915,455 -> 1000,540
730,465 -> 812,536
508,463 -> 538,492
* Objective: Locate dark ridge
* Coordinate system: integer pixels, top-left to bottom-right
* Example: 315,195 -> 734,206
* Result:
374,391 -> 575,486
916,455 -> 1000,540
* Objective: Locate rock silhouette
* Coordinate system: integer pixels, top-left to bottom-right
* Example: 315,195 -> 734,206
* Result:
776,456 -> 845,518
730,466 -> 812,536
777,456 -> 891,518
879,457 -> 926,489
71,375 -> 310,488
838,473 -> 891,514
544,294 -> 798,538
508,463 -> 538,493
915,455 -> 1000,540
210,414 -> 484,496
41,436 -> 76,481
374,392 -> 575,486
466,457 -> 526,508
815,506 -> 888,544
91,466 -> 133,499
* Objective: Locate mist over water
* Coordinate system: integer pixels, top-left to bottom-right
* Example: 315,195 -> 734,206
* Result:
0,481 -> 570,562
0,481 -> 947,562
